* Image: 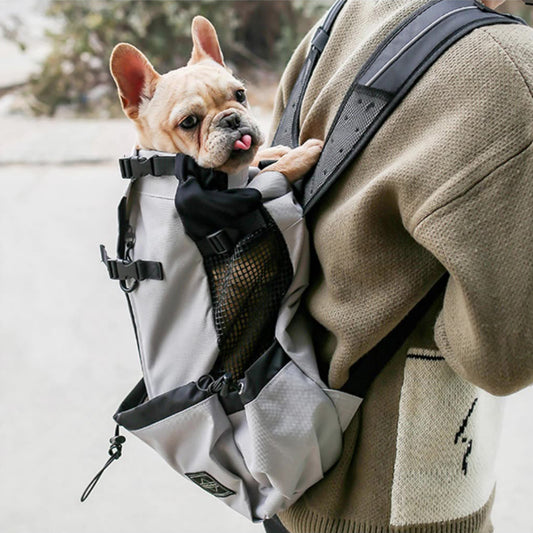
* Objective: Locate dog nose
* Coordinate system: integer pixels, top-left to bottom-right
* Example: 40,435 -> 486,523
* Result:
220,113 -> 241,130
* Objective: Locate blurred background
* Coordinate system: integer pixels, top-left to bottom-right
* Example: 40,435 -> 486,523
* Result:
0,1 -> 532,532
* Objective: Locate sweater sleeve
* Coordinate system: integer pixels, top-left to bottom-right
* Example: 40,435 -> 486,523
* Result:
411,27 -> 533,396
414,140 -> 533,396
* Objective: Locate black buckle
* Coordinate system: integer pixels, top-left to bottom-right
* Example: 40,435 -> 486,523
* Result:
100,245 -> 136,279
119,156 -> 159,180
110,260 -> 142,281
206,230 -> 234,255
99,245 -> 163,293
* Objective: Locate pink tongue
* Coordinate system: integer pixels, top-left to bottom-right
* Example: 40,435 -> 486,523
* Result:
234,134 -> 252,151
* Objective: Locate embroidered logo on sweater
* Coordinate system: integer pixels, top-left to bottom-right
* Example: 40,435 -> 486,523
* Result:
185,471 -> 236,498
454,398 -> 478,475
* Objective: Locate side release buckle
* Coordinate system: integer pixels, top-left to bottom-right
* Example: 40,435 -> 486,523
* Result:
100,245 -> 164,292
119,156 -> 159,180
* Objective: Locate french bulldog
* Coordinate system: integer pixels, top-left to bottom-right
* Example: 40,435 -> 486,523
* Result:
109,15 -> 322,181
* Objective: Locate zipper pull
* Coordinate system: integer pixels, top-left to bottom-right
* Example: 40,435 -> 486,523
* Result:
81,425 -> 125,502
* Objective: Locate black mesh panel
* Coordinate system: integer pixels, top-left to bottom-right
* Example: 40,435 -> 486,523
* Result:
204,210 -> 293,380
303,84 -> 390,209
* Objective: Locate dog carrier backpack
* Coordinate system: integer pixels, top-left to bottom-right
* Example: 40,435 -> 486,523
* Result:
84,0 -> 525,523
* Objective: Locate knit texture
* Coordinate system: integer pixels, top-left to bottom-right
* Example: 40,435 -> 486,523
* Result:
268,0 -> 533,531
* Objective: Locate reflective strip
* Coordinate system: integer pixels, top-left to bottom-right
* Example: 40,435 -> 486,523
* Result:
364,6 -> 477,86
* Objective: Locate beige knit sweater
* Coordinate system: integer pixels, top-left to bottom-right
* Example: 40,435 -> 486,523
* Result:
268,1 -> 533,532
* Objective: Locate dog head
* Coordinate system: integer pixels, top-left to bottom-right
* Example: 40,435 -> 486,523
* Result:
110,16 -> 263,174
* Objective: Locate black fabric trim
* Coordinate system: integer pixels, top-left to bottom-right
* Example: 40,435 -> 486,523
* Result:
407,353 -> 445,361
173,153 -> 228,190
174,173 -> 262,242
360,0 -> 478,87
114,343 -> 293,428
125,292 -> 143,366
240,342 -> 291,404
219,391 -> 244,416
195,208 -> 268,257
114,380 -> 211,431
264,516 -> 290,533
342,274 -> 449,397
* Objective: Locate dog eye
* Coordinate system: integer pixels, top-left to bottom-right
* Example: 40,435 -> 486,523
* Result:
179,115 -> 199,130
235,90 -> 246,104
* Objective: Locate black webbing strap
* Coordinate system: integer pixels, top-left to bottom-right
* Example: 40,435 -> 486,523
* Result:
119,155 -> 177,180
300,0 -> 526,213
100,245 -> 163,282
271,0 -> 348,148
342,274 -> 449,397
195,209 -> 269,257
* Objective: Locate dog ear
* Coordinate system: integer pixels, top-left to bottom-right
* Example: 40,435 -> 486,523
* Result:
110,43 -> 160,119
188,16 -> 225,67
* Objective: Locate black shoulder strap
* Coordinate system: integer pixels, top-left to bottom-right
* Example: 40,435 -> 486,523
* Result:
272,0 -> 347,149
272,0 -> 526,396
272,0 -> 526,214
341,274 -> 448,396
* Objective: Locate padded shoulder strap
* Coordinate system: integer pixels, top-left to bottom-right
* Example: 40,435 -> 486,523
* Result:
270,0 -> 526,395
272,0 -> 347,148
272,0 -> 526,214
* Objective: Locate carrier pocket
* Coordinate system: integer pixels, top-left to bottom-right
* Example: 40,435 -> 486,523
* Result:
203,213 -> 293,380
230,342 -> 357,519
114,379 -> 256,520
114,341 -> 359,522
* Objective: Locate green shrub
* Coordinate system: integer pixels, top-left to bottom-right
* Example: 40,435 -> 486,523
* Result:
24,0 -> 329,116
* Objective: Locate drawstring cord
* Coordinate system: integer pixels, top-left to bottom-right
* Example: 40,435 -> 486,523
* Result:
196,372 -> 237,397
81,425 -> 125,502
82,373 -> 238,502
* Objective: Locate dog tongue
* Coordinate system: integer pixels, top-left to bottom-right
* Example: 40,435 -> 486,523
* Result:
234,134 -> 252,151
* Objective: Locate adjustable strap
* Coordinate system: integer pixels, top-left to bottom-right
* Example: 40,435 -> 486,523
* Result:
195,209 -> 269,257
271,0 -> 347,148
301,0 -> 526,213
119,155 -> 177,180
342,274 -> 449,397
100,245 -> 163,282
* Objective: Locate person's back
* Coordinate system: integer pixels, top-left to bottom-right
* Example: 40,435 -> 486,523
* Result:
266,1 -> 533,532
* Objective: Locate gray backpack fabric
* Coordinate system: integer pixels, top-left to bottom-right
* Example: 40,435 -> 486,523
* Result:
86,0 -> 525,523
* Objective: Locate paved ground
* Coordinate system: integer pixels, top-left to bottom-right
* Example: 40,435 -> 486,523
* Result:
1,114 -> 532,533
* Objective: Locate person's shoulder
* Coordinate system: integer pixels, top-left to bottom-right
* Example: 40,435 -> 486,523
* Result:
471,22 -> 533,99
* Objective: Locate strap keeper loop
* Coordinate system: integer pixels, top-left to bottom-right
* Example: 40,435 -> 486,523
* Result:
206,230 -> 234,255
311,27 -> 329,53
